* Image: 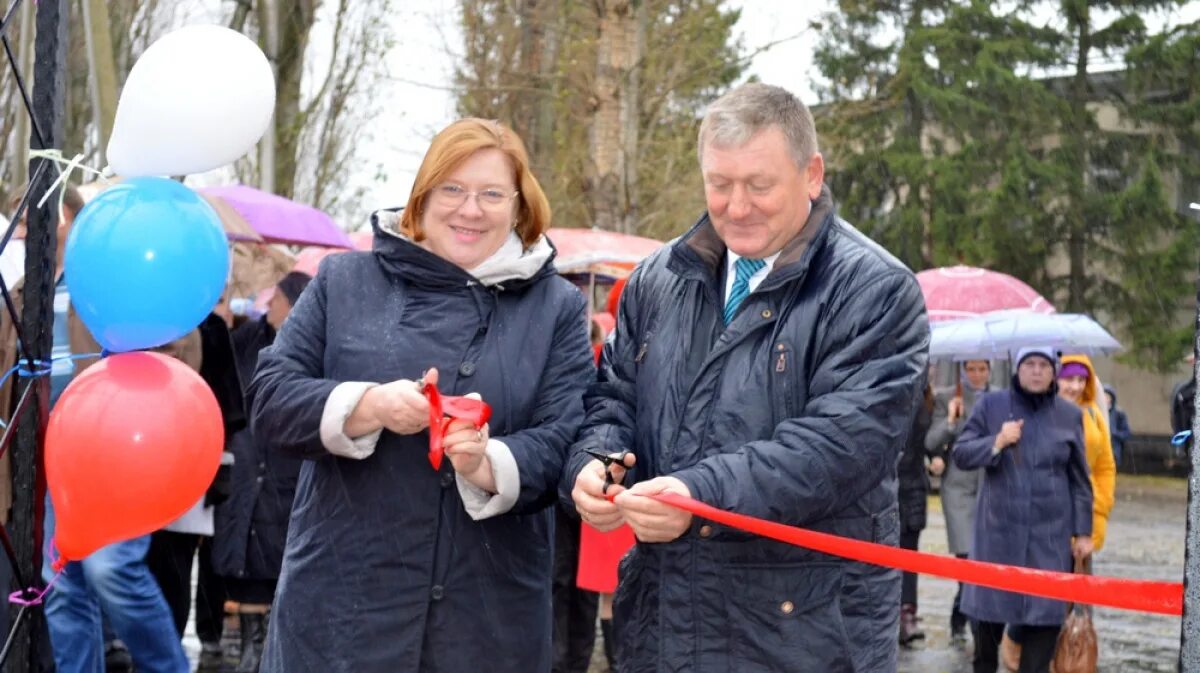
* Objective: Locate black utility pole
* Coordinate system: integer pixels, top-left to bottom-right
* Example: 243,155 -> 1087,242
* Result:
9,0 -> 67,670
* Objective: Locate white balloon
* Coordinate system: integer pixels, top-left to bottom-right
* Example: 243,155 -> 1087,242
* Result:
107,25 -> 276,177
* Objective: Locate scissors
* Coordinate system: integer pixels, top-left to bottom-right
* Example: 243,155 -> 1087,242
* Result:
582,448 -> 633,494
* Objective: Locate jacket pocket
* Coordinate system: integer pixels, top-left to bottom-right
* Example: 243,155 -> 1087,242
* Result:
722,563 -> 854,673
770,340 -> 798,422
632,315 -> 659,370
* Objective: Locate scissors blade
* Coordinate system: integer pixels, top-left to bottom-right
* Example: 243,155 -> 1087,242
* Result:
582,448 -> 616,465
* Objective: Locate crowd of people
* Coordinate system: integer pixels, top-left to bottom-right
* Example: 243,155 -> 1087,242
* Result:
0,80 -> 1176,673
891,349 -> 1126,672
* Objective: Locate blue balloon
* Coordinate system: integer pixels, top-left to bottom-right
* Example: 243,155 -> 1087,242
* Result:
65,177 -> 229,352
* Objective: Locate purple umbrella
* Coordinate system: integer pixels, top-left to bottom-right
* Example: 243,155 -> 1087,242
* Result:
200,185 -> 353,248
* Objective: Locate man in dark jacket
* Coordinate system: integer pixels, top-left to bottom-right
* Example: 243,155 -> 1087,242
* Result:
566,83 -> 929,673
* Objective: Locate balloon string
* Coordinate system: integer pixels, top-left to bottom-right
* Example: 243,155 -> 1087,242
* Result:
25,149 -> 108,220
8,546 -> 62,607
0,352 -> 102,429
8,571 -> 59,607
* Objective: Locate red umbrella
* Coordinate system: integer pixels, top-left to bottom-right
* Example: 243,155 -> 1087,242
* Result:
547,228 -> 664,280
917,265 -> 1055,322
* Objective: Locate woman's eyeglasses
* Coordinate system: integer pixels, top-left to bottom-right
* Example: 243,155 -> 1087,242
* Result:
430,183 -> 518,212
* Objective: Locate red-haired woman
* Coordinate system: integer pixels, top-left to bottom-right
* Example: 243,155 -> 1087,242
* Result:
249,118 -> 594,672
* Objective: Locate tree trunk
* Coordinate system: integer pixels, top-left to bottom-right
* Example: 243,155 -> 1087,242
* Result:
1066,5 -> 1090,313
80,0 -> 119,162
514,0 -> 539,143
11,0 -> 37,187
619,0 -> 644,234
587,0 -> 638,232
902,0 -> 932,268
258,0 -> 316,198
229,0 -> 253,32
529,0 -> 562,180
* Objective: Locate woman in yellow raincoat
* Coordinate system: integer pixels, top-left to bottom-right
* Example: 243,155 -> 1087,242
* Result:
1056,354 -> 1117,549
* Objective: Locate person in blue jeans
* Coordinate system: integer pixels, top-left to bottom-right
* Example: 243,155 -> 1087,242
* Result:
42,503 -> 189,673
39,327 -> 197,673
30,184 -> 190,673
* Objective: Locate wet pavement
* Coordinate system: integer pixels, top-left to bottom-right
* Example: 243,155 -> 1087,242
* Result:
185,476 -> 1188,672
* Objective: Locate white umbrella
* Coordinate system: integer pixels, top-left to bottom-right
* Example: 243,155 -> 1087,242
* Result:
930,310 -> 1122,361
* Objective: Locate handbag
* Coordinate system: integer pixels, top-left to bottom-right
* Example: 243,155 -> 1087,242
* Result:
1050,556 -> 1098,673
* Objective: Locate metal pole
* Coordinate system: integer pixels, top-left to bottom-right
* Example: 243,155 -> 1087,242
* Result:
1180,263 -> 1200,671
9,0 -> 67,670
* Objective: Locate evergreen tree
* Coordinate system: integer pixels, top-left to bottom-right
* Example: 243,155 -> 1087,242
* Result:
813,0 -> 1060,275
1104,16 -> 1200,370
815,0 -> 1198,372
1030,0 -> 1195,370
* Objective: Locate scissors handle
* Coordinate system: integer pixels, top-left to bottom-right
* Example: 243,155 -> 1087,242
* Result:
582,449 -> 631,494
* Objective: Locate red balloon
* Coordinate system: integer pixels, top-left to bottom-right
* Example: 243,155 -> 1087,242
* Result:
46,351 -> 223,565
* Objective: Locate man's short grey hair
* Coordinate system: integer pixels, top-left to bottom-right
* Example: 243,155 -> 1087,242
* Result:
698,83 -> 819,170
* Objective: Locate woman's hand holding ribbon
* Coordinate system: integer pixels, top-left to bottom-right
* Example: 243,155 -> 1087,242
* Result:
444,393 -> 494,491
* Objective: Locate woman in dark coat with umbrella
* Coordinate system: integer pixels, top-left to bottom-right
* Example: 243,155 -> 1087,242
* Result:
953,346 -> 1093,673
248,118 -> 594,673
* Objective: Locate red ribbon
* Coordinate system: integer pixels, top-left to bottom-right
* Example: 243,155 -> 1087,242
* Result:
422,383 -> 491,471
641,492 -> 1182,616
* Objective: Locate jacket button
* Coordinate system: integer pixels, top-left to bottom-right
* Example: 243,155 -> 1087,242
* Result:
258,461 -> 266,470
256,476 -> 264,484
440,472 -> 454,488
761,309 -> 773,318
780,600 -> 795,615
476,325 -> 487,335
430,585 -> 445,601
459,362 -> 476,377
698,525 -> 713,538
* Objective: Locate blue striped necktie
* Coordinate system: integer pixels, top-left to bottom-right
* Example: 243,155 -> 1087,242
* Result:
724,257 -> 766,324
